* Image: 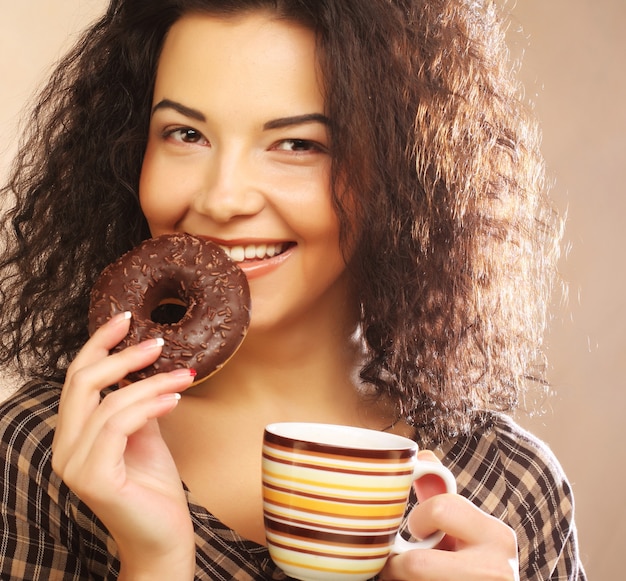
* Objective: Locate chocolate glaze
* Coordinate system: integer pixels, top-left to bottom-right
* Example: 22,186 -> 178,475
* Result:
88,233 -> 251,382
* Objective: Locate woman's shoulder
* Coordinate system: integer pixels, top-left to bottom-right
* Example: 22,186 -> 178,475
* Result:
0,380 -> 119,579
0,380 -> 62,457
440,413 -> 585,580
441,412 -> 575,515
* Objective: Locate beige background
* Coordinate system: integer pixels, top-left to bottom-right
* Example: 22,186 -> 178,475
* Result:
1,1 -> 624,578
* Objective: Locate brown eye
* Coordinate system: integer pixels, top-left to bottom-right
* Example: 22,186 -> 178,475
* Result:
274,139 -> 326,153
164,127 -> 209,145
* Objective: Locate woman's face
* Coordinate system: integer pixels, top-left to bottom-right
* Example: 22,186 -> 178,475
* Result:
139,12 -> 353,333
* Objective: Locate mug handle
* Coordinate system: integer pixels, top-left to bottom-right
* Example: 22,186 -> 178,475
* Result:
391,461 -> 457,553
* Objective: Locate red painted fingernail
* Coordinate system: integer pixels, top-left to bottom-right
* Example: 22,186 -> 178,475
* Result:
170,368 -> 197,378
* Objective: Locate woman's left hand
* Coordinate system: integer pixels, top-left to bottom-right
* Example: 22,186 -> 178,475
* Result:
379,451 -> 520,580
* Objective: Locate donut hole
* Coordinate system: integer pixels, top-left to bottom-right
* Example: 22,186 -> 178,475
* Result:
151,300 -> 188,324
142,276 -> 191,325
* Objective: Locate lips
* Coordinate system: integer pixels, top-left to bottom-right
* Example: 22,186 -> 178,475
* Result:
218,242 -> 292,263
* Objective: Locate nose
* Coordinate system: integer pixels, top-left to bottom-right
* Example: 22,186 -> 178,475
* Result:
192,149 -> 265,223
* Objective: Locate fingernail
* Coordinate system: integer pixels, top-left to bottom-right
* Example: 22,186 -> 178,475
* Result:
170,368 -> 197,378
110,311 -> 132,325
139,337 -> 164,350
159,392 -> 182,404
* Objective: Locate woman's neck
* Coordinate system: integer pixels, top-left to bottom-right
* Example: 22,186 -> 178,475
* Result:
182,310 -> 398,430
194,312 -> 359,393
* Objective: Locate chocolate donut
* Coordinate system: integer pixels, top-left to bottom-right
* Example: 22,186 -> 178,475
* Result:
88,233 -> 250,382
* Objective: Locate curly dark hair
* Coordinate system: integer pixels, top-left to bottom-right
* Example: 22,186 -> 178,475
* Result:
0,0 -> 561,443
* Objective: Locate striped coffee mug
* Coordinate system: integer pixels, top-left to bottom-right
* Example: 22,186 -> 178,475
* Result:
262,422 -> 457,581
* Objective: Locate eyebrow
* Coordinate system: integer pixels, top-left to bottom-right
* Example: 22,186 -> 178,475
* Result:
151,99 -> 330,130
152,99 -> 206,121
263,113 -> 330,131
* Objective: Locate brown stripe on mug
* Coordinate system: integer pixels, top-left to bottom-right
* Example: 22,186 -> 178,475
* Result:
263,509 -> 400,534
265,519 -> 396,549
262,452 -> 416,476
264,430 -> 415,460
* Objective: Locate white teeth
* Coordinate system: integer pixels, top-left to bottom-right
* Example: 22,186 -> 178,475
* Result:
219,243 -> 286,262
255,244 -> 267,259
229,245 -> 245,262
244,245 -> 257,260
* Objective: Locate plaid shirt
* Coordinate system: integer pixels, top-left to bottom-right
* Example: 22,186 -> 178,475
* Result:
1,381 -> 586,580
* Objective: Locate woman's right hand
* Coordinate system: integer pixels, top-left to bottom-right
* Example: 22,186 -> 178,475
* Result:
51,312 -> 197,580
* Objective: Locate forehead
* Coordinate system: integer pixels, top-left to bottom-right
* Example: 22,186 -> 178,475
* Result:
153,12 -> 325,116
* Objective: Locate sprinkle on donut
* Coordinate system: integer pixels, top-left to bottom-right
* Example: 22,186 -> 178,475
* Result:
88,233 -> 251,382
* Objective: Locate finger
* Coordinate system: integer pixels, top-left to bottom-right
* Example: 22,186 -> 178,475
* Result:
54,337 -> 166,455
64,336 -> 166,406
382,528 -> 519,581
58,311 -> 133,415
58,328 -> 170,423
53,368 -> 195,474
60,392 -> 182,498
417,449 -> 440,463
382,544 -> 518,581
414,450 -> 448,504
80,368 -> 194,446
64,311 -> 133,380
382,545 -> 460,580
407,493 -> 511,548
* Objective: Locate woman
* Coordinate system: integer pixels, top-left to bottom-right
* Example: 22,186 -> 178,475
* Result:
0,0 -> 585,579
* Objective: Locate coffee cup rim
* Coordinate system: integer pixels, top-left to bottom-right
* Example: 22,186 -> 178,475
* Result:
264,422 -> 418,454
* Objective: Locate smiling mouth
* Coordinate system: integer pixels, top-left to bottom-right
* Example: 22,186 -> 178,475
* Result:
218,242 -> 294,263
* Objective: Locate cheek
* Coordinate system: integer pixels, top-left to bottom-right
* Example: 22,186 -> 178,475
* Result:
139,152 -> 188,233
292,179 -> 341,234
